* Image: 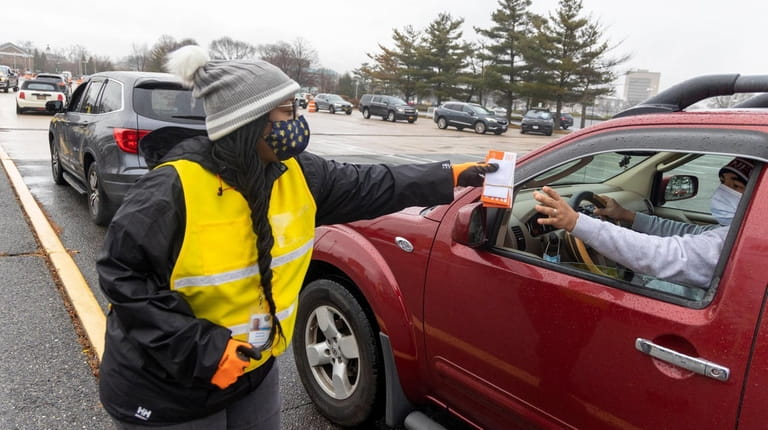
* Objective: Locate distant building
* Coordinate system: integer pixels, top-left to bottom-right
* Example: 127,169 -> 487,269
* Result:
624,70 -> 661,106
0,42 -> 32,72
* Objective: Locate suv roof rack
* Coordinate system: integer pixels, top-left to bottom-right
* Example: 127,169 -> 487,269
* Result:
613,74 -> 768,118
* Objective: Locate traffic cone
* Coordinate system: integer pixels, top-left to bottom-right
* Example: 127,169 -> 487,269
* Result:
308,99 -> 317,113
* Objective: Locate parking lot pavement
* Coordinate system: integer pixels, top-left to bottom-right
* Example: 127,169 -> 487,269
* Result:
0,159 -> 113,429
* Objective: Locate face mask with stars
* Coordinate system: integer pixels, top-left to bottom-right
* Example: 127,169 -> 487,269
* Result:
265,115 -> 311,160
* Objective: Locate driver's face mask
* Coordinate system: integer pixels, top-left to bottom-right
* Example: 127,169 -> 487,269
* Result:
710,183 -> 742,226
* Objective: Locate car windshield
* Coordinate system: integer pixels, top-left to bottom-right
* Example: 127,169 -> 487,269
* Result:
525,152 -> 654,187
525,110 -> 552,119
469,105 -> 494,115
327,95 -> 345,102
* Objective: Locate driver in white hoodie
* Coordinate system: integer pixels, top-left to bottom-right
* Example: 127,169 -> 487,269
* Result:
533,157 -> 755,288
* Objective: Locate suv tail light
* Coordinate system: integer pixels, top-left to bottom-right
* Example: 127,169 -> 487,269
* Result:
19,91 -> 25,99
113,128 -> 151,154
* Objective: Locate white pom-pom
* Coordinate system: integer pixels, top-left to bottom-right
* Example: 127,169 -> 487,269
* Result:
165,45 -> 209,86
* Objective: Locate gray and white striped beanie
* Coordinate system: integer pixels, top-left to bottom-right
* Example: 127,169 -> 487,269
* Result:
166,45 -> 300,141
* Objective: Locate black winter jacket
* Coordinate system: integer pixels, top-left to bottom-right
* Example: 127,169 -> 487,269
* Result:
97,129 -> 455,424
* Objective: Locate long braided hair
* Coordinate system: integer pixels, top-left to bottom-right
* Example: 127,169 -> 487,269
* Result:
211,116 -> 285,351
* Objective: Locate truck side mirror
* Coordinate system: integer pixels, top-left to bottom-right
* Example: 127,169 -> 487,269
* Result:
661,175 -> 699,203
452,202 -> 487,247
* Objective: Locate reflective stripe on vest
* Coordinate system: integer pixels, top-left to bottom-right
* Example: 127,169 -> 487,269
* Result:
161,159 -> 316,370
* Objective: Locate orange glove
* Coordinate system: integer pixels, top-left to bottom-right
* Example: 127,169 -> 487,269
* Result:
452,162 -> 499,187
211,339 -> 259,389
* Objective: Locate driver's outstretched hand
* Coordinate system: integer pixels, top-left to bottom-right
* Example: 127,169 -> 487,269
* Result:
533,186 -> 579,232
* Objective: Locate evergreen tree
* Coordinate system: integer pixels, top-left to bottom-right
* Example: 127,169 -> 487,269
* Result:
420,13 -> 470,105
532,0 -> 627,128
475,0 -> 536,117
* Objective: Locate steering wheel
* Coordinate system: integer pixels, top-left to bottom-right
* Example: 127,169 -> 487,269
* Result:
563,191 -> 622,278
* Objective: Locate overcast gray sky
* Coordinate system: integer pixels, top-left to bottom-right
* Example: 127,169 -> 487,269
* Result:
4,0 -> 766,95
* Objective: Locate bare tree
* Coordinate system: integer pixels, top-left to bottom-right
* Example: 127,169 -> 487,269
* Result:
123,43 -> 149,71
209,37 -> 256,60
290,37 -> 318,86
257,41 -> 293,72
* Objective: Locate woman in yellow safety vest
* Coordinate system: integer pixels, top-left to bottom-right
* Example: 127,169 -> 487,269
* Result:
96,45 -> 496,429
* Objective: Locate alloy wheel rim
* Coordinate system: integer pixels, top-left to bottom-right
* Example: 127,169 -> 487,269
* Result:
304,305 -> 360,399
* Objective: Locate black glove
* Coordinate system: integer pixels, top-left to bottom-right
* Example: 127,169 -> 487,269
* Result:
237,344 -> 262,361
452,162 -> 499,187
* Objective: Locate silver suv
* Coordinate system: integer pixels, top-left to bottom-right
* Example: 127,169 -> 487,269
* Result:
0,65 -> 19,93
314,93 -> 353,114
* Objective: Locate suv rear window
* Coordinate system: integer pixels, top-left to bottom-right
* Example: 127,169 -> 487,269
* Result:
133,87 -> 205,123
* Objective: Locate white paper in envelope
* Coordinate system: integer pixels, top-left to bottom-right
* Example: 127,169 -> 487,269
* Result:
483,152 -> 516,199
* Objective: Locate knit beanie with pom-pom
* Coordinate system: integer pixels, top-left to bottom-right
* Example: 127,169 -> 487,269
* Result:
165,45 -> 299,140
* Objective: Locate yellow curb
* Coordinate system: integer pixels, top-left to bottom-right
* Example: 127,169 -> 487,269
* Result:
0,147 -> 105,359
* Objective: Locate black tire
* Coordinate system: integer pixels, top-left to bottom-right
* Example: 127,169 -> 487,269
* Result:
407,118 -> 416,123
387,111 -> 396,122
86,162 -> 113,226
329,106 -> 336,114
293,279 -> 382,427
345,110 -> 352,115
494,130 -> 503,135
50,142 -> 65,185
520,129 -> 526,134
16,104 -> 22,114
437,117 -> 448,129
362,108 -> 371,119
546,130 -> 553,136
474,122 -> 487,134
456,127 -> 464,131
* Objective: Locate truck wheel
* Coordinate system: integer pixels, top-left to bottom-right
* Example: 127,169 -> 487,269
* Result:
387,111 -> 396,122
362,108 -> 371,119
330,106 -> 336,114
437,117 -> 448,129
293,279 -> 382,427
474,121 -> 487,134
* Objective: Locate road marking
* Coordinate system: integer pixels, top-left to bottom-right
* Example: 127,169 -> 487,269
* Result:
0,146 -> 105,360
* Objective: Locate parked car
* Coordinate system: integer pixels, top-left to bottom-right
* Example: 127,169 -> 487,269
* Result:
46,71 -> 206,225
489,106 -> 507,117
359,94 -> 418,123
294,92 -> 310,109
314,93 -> 353,114
16,79 -> 66,114
560,112 -> 574,129
0,65 -> 19,92
35,72 -> 71,100
520,108 -> 555,135
294,74 -> 768,430
433,101 -> 508,134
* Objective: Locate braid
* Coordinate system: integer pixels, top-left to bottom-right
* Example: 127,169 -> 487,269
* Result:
212,118 -> 286,350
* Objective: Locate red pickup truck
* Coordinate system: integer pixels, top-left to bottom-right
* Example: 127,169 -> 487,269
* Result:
294,74 -> 768,430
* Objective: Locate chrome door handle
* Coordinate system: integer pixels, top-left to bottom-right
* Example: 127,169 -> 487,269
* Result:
635,338 -> 730,382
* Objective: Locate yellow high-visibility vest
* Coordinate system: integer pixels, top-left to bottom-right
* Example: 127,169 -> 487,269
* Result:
160,159 -> 316,371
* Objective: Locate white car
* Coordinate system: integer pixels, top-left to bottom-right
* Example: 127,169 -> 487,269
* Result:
16,79 -> 66,114
490,106 -> 507,116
